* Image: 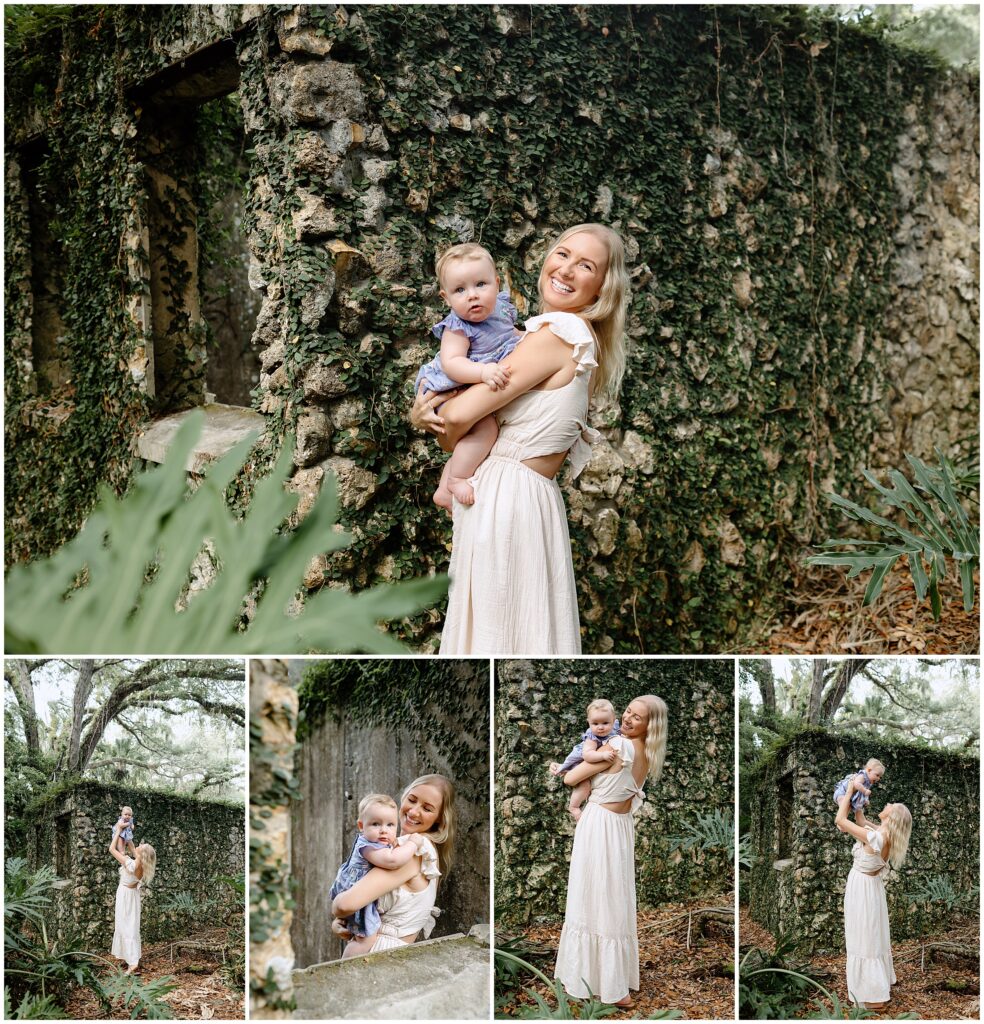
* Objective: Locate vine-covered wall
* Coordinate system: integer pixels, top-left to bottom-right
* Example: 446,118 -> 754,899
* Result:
746,729 -> 980,949
495,658 -> 735,926
5,6 -> 979,652
27,780 -> 244,947
291,658 -> 489,967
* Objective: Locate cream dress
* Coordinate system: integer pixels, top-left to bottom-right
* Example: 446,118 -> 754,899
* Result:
111,857 -> 142,968
844,829 -> 895,1005
555,736 -> 646,1004
439,312 -> 599,657
370,835 -> 441,953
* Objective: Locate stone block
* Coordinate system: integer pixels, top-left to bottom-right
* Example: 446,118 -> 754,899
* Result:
290,62 -> 366,125
294,411 -> 333,467
321,455 -> 377,509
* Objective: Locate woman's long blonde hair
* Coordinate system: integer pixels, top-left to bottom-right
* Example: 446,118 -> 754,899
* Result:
881,804 -> 912,870
537,223 -> 630,399
634,695 -> 668,783
137,844 -> 157,888
402,774 -> 456,881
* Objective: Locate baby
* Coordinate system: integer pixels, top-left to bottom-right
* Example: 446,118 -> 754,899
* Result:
833,758 -> 885,812
414,243 -> 521,510
111,805 -> 137,858
329,793 -> 425,957
549,699 -> 621,821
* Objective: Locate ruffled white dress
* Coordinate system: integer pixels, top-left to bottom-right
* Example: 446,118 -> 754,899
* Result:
440,312 -> 599,657
844,829 -> 895,1005
371,835 -> 442,952
555,737 -> 645,1004
111,857 -> 142,968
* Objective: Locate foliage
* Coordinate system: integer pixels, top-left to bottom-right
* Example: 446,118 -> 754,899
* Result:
808,450 -> 979,621
4,411 -> 447,653
667,808 -> 745,871
97,971 -> 178,1020
494,948 -> 681,1020
3,988 -> 68,1019
904,872 -> 979,914
5,4 -> 974,653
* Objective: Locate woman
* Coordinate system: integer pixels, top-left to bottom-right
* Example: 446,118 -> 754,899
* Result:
554,695 -> 668,1008
108,823 -> 157,975
331,774 -> 455,953
835,776 -> 912,1010
413,224 -> 630,656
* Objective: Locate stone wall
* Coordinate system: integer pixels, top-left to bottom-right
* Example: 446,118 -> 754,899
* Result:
747,729 -> 980,950
27,780 -> 244,948
5,6 -> 979,652
289,659 -> 489,968
495,659 -> 734,926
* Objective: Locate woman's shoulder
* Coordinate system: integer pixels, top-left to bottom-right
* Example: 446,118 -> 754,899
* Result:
414,835 -> 442,879
522,312 -> 598,375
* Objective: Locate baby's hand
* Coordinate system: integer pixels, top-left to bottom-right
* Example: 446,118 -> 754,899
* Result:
481,362 -> 510,391
331,917 -> 353,940
602,747 -> 617,763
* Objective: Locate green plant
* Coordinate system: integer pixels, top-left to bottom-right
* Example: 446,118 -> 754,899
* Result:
905,873 -> 978,913
98,970 -> 178,1020
3,987 -> 69,1019
5,412 -> 447,654
667,808 -> 744,868
494,948 -> 681,1020
807,449 -> 979,620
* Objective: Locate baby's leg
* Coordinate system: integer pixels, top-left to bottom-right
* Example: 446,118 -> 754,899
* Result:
447,414 -> 498,506
568,780 -> 591,822
433,460 -> 454,513
341,932 -> 379,958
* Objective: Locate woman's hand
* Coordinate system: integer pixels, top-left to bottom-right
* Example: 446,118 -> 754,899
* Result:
411,385 -> 459,436
331,917 -> 353,940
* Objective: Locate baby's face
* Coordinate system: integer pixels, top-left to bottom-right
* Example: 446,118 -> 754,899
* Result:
359,803 -> 398,844
866,766 -> 883,784
440,257 -> 499,323
121,808 -> 133,823
588,710 -> 615,737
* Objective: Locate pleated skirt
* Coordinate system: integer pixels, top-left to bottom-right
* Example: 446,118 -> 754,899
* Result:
111,884 -> 141,967
439,455 -> 581,656
844,867 -> 896,1005
554,802 -> 639,1004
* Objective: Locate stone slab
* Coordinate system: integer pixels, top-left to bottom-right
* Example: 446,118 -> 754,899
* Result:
135,403 -> 265,473
292,932 -> 490,1020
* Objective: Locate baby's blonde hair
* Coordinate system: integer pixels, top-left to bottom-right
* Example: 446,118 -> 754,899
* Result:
586,698 -> 615,717
435,243 -> 497,289
357,793 -> 397,820
402,774 -> 456,881
865,758 -> 886,774
634,695 -> 669,783
120,805 -> 133,815
881,803 -> 912,870
537,223 -> 629,399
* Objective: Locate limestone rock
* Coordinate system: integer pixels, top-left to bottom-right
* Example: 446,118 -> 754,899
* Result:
300,274 -> 337,330
620,430 -> 654,474
717,517 -> 746,567
294,411 -> 332,467
302,355 -> 350,400
321,455 -> 377,510
330,397 -> 366,430
293,191 -> 344,240
280,26 -> 333,57
287,465 -> 326,524
591,507 -> 620,556
290,62 -> 366,125
578,441 -> 625,498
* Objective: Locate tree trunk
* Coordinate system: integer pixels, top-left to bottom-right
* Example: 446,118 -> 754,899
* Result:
820,659 -> 873,724
67,660 -> 95,771
756,661 -> 776,717
807,659 -> 828,725
5,659 -> 43,753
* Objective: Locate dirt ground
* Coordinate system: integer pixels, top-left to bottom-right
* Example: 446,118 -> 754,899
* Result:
64,927 -> 244,1020
746,562 -> 980,655
497,894 -> 735,1020
740,906 -> 980,1020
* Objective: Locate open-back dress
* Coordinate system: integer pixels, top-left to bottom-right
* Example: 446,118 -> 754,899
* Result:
439,312 -> 598,656
844,829 -> 895,1005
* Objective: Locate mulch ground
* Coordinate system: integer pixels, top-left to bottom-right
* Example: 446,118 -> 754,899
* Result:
744,562 -> 980,655
63,927 -> 244,1020
498,894 -> 735,1020
739,906 -> 980,1020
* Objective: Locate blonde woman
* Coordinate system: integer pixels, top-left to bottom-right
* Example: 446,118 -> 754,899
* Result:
108,823 -> 157,975
555,695 -> 668,1008
331,775 -> 455,952
835,776 -> 912,1010
412,224 -> 630,656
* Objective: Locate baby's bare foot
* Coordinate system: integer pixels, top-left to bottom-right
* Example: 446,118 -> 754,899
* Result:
569,805 -> 582,822
433,486 -> 453,512
448,477 -> 476,505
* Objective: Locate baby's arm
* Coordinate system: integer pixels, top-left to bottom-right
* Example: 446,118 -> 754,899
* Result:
581,739 -> 616,764
362,835 -> 423,870
440,330 -> 510,390
854,772 -> 871,796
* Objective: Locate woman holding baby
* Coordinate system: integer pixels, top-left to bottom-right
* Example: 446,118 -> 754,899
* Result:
330,774 -> 455,953
412,223 -> 630,657
835,775 -> 912,1010
108,820 -> 157,974
554,694 -> 668,1008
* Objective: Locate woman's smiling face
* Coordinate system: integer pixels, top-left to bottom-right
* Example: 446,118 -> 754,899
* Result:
540,231 -> 608,313
620,699 -> 650,738
400,783 -> 443,834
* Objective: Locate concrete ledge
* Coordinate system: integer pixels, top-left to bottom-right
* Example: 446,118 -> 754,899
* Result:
135,403 -> 265,473
292,931 -> 491,1020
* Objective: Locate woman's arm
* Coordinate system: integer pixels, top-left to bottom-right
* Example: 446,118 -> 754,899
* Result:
439,327 -> 574,449
563,747 -> 619,787
108,828 -> 127,866
332,858 -> 420,917
835,781 -> 871,843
